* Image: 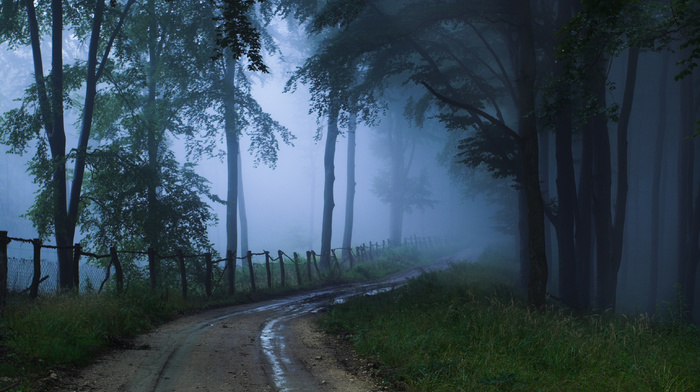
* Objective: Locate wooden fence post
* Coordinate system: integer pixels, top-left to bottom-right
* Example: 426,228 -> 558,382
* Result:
368,241 -> 373,261
247,251 -> 256,292
265,251 -> 272,289
176,249 -> 187,300
73,243 -> 81,292
293,252 -> 302,286
110,247 -> 124,293
31,239 -> 42,298
306,251 -> 312,281
346,247 -> 354,269
331,249 -> 339,271
312,251 -> 321,277
277,250 -> 285,287
227,250 -> 235,295
148,248 -> 157,290
0,231 -> 8,306
205,253 -> 212,298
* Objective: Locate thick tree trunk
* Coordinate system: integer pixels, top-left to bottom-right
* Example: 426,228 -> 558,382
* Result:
648,54 -> 669,314
677,54 -> 698,320
49,0 -> 74,289
320,98 -> 340,269
555,103 -> 578,306
516,0 -> 547,308
342,113 -> 357,257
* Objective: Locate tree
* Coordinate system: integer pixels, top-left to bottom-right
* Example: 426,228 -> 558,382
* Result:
0,0 -> 136,289
370,110 -> 436,245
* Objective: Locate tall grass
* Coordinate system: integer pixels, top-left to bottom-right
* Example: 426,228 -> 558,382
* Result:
0,287 -> 184,373
320,255 -> 700,391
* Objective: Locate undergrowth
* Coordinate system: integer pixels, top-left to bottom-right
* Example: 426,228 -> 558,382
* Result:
320,249 -> 700,392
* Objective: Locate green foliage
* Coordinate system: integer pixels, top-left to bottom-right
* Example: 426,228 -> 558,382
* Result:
211,0 -> 268,72
1,289 -> 184,369
321,259 -> 700,391
672,0 -> 700,80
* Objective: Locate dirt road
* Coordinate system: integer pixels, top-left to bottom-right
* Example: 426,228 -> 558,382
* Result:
51,252 -> 473,392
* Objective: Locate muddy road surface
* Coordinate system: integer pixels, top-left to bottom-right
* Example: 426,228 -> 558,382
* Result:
53,251 -> 475,392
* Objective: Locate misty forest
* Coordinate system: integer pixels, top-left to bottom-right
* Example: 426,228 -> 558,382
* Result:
1,0 -> 700,356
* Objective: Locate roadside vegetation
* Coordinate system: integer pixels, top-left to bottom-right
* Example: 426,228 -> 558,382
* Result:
0,245 -> 433,390
320,246 -> 700,392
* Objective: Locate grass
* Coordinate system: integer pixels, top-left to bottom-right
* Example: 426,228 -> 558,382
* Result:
319,247 -> 700,392
0,245 -> 433,390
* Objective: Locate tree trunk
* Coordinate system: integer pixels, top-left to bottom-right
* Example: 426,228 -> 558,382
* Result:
388,120 -> 405,246
575,122 -> 594,309
238,144 -> 249,257
320,97 -> 340,269
608,46 -> 638,307
342,113 -> 357,257
516,0 -> 548,308
224,58 -> 238,259
555,101 -> 578,306
592,47 -> 638,310
48,0 -> 73,289
648,54 -> 669,314
145,1 -> 161,254
677,52 -> 698,320
518,190 -> 529,290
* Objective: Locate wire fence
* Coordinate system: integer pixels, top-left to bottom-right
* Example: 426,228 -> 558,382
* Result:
0,230 -> 444,306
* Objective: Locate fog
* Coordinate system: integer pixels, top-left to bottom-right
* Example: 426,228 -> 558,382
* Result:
1,0 -> 699,320
0,41 -> 506,259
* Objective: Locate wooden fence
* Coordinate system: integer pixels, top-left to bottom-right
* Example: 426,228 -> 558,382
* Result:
0,230 -> 442,306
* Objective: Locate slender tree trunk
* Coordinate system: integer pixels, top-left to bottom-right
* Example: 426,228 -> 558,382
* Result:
516,0 -> 547,308
518,190 -> 529,290
608,46 -> 638,307
145,1 -> 161,254
551,0 -> 578,307
320,97 -> 340,269
388,120 -> 406,246
224,58 -> 238,259
540,128 -> 552,289
592,47 -> 638,310
342,113 -> 357,257
238,144 -> 249,257
576,122 -> 594,309
648,54 -> 669,314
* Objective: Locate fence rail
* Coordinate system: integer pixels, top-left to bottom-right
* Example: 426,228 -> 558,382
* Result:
0,230 -> 443,306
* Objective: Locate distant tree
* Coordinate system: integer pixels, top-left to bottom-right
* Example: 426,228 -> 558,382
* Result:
370,110 -> 436,245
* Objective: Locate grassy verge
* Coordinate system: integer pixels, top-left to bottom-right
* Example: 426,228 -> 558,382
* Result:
319,248 -> 700,392
0,245 -> 432,390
